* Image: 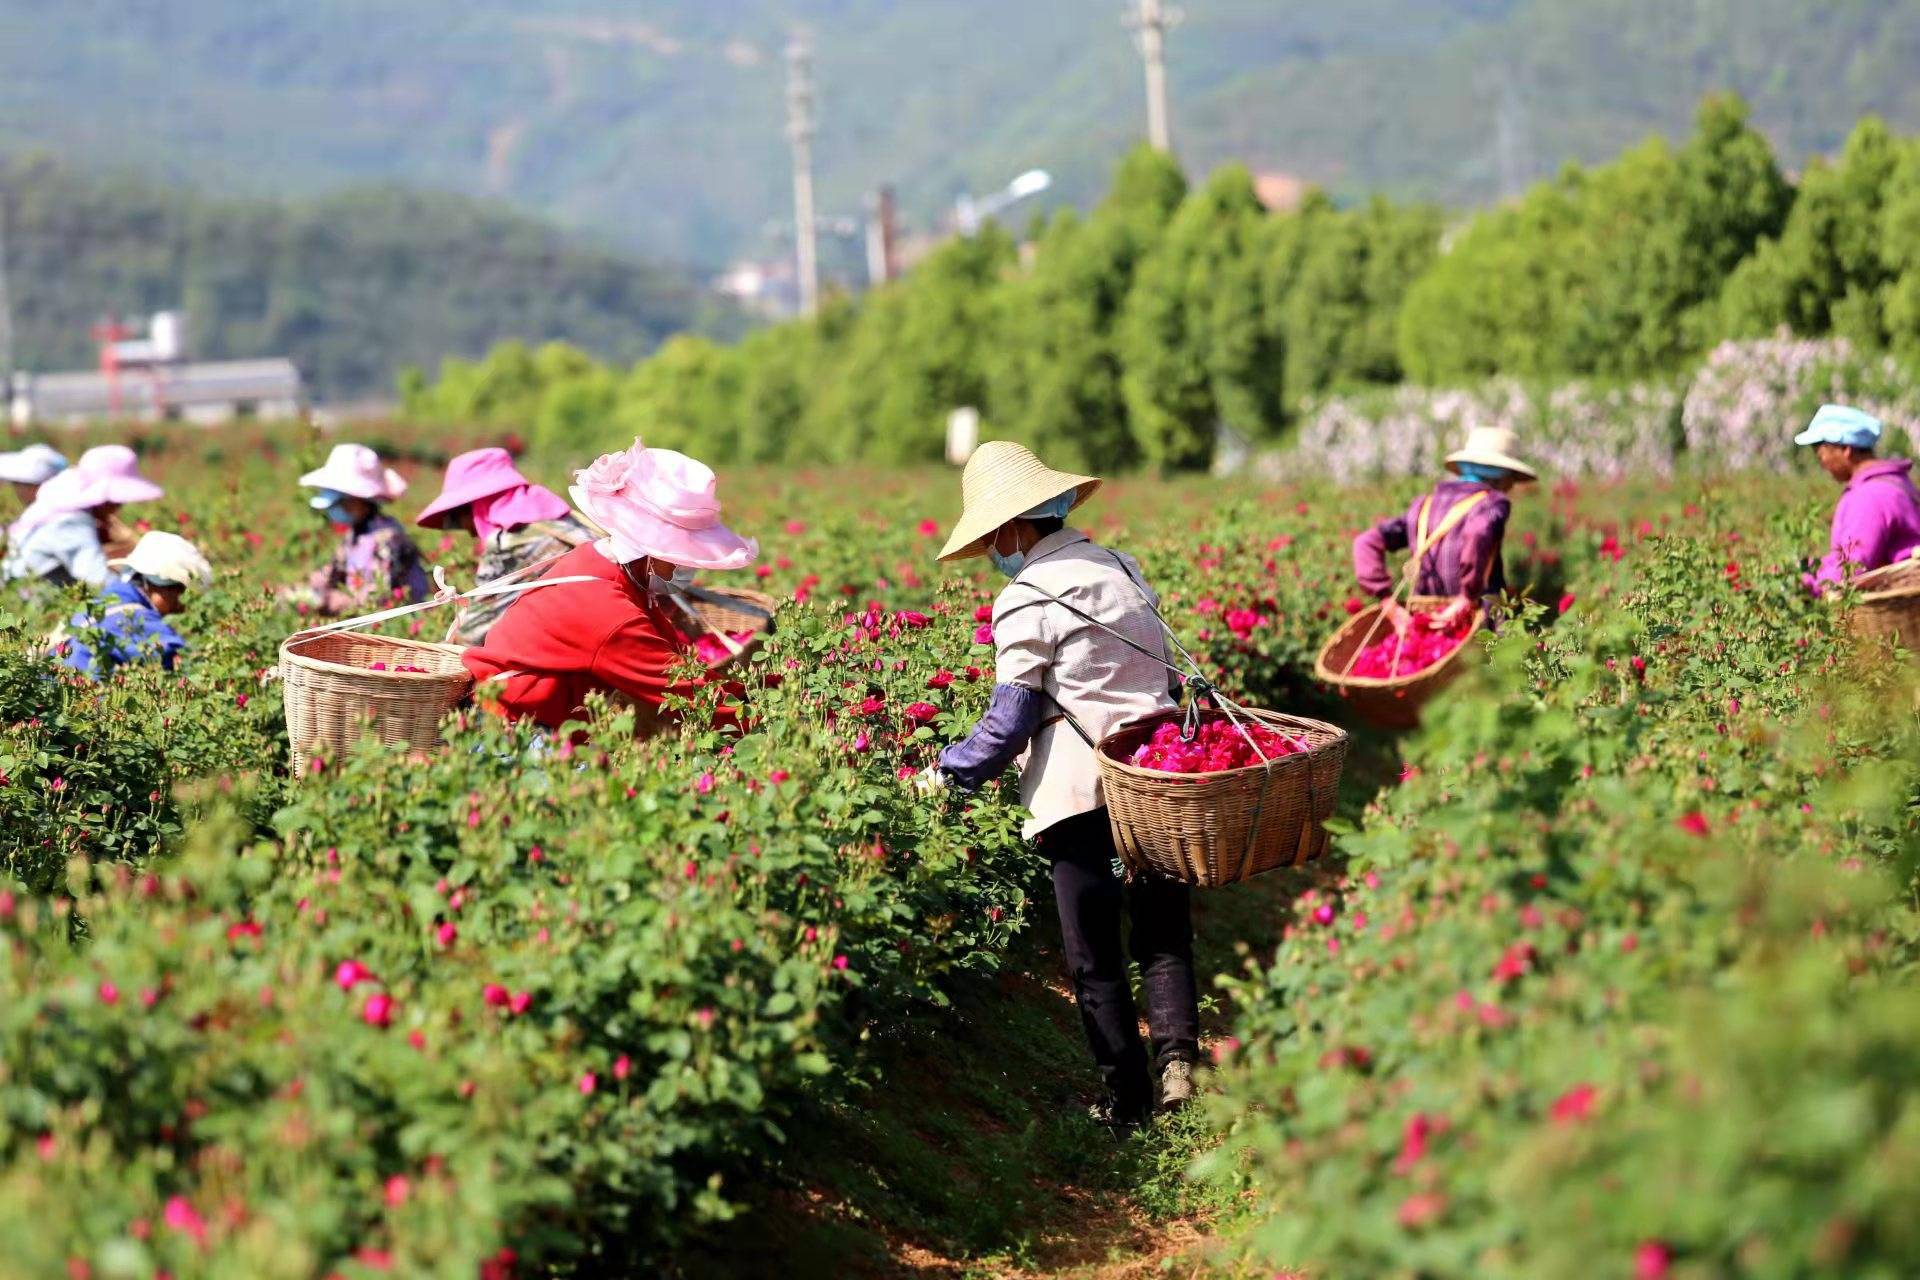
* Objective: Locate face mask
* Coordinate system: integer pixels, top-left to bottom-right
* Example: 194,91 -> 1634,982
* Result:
988,543 -> 1027,579
325,501 -> 357,527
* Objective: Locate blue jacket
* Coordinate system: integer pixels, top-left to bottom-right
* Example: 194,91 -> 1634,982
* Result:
57,578 -> 187,676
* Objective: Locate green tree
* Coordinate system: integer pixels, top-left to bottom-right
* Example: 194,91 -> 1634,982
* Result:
1120,165 -> 1278,470
986,149 -> 1186,471
1401,96 -> 1788,382
1279,195 -> 1441,399
1719,116 -> 1905,347
612,335 -> 744,456
1881,141 -> 1920,361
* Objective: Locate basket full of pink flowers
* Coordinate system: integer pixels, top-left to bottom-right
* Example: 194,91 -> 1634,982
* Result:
1313,595 -> 1483,730
1095,707 -> 1348,887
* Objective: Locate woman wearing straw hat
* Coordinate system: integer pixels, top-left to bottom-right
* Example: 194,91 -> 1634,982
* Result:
1352,425 -> 1537,635
286,443 -> 430,615
1794,404 -> 1920,594
415,447 -> 593,644
919,440 -> 1197,1127
51,531 -> 213,677
460,438 -> 757,733
2,445 -> 164,589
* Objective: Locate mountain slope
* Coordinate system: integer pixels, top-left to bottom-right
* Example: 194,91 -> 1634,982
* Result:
1,1 -> 1915,266
0,157 -> 721,398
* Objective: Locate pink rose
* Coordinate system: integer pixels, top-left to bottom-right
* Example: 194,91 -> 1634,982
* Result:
579,1071 -> 598,1095
362,993 -> 394,1028
483,983 -> 509,1008
335,959 -> 373,991
904,702 -> 939,725
434,922 -> 457,947
509,990 -> 533,1016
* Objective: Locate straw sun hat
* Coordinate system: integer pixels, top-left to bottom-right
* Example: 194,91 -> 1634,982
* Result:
1444,426 -> 1538,481
936,441 -> 1102,562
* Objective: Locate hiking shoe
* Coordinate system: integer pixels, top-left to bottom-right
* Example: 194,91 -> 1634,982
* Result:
1157,1059 -> 1196,1114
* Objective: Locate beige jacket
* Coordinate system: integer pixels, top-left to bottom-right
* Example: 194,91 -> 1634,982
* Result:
992,530 -> 1176,838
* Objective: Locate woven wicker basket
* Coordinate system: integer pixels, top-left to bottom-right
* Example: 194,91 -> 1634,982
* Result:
1313,595 -> 1484,731
1096,709 -> 1349,888
280,630 -> 474,776
676,586 -> 778,673
1849,557 -> 1920,649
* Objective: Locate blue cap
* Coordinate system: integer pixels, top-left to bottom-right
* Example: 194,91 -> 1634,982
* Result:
1795,404 -> 1883,449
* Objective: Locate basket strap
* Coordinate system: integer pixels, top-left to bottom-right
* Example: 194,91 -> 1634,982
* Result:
303,570 -> 599,638
1004,559 -> 1307,765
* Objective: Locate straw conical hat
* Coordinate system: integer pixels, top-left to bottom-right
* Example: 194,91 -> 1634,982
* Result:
937,441 -> 1101,562
1444,426 -> 1537,480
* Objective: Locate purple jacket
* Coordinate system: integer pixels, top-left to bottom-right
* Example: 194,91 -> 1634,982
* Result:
1354,480 -> 1511,600
1806,459 -> 1920,594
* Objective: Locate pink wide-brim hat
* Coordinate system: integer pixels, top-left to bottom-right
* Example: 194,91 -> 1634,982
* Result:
417,447 -> 536,528
568,438 -> 757,572
298,443 -> 408,503
68,444 -> 164,506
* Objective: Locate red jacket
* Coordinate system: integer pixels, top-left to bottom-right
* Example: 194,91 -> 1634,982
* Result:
462,544 -> 723,731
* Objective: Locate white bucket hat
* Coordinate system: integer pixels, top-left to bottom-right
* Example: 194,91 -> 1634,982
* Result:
0,443 -> 68,486
109,531 -> 213,587
1444,426 -> 1538,481
936,441 -> 1101,562
298,443 -> 408,504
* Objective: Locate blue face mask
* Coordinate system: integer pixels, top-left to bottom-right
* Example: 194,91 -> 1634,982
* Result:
988,490 -> 1075,577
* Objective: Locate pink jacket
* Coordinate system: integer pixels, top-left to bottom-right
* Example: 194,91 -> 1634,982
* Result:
1806,459 -> 1920,594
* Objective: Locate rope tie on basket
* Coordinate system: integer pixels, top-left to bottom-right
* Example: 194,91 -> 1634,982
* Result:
1006,554 -> 1313,753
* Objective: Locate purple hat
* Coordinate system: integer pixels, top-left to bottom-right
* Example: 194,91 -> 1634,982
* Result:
418,448 -> 554,529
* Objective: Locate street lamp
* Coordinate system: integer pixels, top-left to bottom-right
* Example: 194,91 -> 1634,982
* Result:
954,169 -> 1054,235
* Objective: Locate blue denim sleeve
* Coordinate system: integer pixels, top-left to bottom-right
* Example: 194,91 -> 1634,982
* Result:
939,682 -> 1045,792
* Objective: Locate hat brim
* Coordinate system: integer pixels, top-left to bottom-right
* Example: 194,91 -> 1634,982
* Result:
0,464 -> 56,485
1444,451 -> 1537,482
1793,428 -> 1845,448
416,469 -> 536,528
937,475 -> 1102,563
298,465 -> 406,503
89,477 -> 164,505
568,485 -> 757,571
416,490 -> 479,529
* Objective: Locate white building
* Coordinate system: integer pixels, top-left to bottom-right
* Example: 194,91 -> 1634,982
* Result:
13,360 -> 305,427
9,311 -> 306,427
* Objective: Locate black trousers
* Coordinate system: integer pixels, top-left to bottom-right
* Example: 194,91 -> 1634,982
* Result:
1037,808 -> 1199,1112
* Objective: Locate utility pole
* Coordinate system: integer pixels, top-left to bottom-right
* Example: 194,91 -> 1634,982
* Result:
785,29 -> 820,318
1127,0 -> 1181,154
865,185 -> 898,288
0,196 -> 14,406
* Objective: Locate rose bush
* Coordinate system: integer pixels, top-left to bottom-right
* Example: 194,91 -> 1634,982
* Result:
0,423 -> 1913,1275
